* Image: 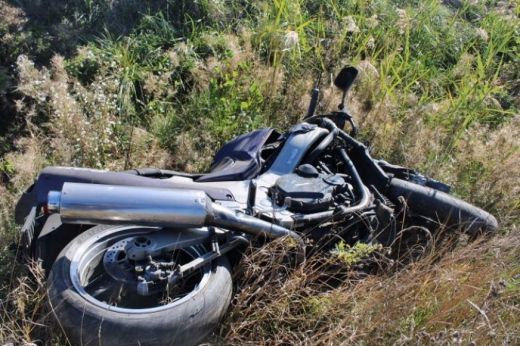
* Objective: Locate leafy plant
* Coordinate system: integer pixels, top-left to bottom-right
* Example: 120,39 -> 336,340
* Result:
331,241 -> 382,265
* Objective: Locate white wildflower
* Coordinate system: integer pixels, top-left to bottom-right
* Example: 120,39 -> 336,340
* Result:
367,36 -> 375,50
422,102 -> 441,114
366,14 -> 379,29
16,54 -> 32,67
283,30 -> 299,51
344,16 -> 360,34
396,8 -> 410,35
476,28 -> 489,42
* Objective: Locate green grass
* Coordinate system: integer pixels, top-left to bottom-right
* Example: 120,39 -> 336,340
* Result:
332,241 -> 382,265
0,0 -> 519,344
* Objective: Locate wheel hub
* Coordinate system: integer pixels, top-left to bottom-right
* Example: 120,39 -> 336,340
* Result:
103,236 -> 181,296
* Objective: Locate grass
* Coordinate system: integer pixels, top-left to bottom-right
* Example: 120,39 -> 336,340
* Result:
219,233 -> 520,344
0,0 -> 519,344
220,233 -> 520,344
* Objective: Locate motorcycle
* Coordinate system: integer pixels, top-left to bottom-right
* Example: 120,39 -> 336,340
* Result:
15,66 -> 497,345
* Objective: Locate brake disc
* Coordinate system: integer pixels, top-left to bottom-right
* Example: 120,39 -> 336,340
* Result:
103,237 -> 138,283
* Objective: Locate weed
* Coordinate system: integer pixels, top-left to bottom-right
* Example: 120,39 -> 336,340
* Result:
0,0 -> 519,344
331,241 -> 382,266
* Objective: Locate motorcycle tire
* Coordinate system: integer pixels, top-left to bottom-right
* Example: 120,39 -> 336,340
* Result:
388,178 -> 498,234
47,225 -> 232,346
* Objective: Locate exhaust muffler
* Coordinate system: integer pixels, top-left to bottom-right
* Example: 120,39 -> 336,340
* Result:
48,183 -> 304,249
50,182 -> 210,228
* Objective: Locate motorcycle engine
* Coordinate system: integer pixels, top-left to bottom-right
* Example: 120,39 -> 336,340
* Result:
270,164 -> 345,213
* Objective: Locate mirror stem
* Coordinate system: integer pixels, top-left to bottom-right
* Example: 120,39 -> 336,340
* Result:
338,90 -> 358,137
306,87 -> 320,118
338,90 -> 348,114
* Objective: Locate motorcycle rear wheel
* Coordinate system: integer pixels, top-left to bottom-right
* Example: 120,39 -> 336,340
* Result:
47,225 -> 232,346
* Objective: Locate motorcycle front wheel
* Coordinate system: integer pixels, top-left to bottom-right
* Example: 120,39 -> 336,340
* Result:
47,225 -> 232,346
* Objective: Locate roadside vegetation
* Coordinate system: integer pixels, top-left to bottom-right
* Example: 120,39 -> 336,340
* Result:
0,0 -> 518,344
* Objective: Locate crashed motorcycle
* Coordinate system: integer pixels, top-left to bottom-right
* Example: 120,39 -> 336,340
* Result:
15,66 -> 497,345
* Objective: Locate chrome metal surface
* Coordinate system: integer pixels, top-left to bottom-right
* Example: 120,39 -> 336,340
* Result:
165,176 -> 250,205
240,125 -> 330,227
170,236 -> 248,284
54,183 -> 302,250
209,203 -> 305,253
46,191 -> 61,213
251,172 -> 297,227
58,183 -> 210,228
192,179 -> 251,205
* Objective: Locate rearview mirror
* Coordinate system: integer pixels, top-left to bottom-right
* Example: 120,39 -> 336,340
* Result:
334,66 -> 358,92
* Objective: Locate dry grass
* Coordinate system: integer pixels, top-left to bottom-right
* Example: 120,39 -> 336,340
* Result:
0,0 -> 519,344
0,262 -> 63,345
219,232 -> 520,345
14,54 -> 170,170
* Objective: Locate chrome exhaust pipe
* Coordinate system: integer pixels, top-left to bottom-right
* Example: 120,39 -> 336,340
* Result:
54,183 -> 211,228
50,183 -> 304,250
208,203 -> 303,244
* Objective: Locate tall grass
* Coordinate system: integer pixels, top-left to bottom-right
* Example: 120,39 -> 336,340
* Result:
219,233 -> 520,345
0,0 -> 518,344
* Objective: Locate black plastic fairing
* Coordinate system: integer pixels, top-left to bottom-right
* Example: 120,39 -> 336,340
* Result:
197,128 -> 278,182
42,167 -> 233,201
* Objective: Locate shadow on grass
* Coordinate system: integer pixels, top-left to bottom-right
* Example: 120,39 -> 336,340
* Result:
6,0 -> 210,63
0,0 -> 209,153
